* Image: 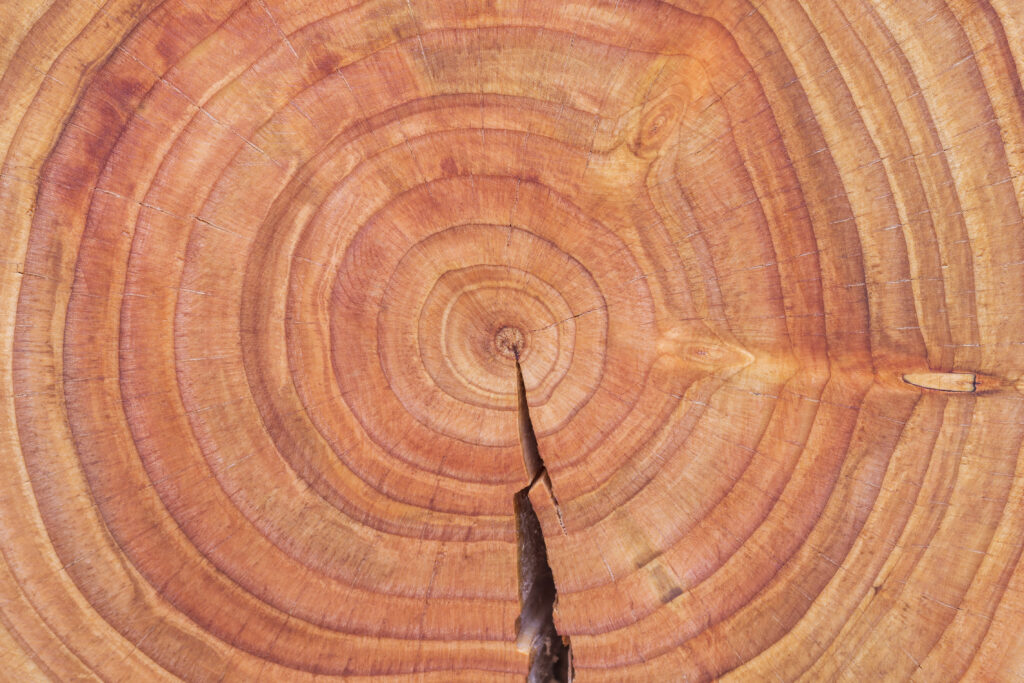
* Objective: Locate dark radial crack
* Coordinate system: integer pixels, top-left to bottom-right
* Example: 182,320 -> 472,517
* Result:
513,354 -> 572,683
514,354 -> 545,484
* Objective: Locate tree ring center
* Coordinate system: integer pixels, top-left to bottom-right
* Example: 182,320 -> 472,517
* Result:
495,326 -> 526,359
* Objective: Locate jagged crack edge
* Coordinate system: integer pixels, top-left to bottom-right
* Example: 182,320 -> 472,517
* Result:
513,359 -> 572,682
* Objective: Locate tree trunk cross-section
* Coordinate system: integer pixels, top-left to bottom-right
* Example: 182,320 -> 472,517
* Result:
2,1 -> 1024,681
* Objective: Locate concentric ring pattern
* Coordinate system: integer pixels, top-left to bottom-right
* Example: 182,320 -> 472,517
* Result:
2,1 -> 1024,680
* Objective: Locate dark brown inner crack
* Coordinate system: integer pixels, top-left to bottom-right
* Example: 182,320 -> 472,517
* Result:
513,356 -> 572,683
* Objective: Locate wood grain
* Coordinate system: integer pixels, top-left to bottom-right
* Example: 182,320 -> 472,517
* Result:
2,1 -> 1024,680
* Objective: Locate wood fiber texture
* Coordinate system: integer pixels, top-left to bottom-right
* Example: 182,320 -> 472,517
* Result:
2,0 -> 1024,680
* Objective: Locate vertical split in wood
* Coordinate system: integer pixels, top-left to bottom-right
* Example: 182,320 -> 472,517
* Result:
513,355 -> 571,682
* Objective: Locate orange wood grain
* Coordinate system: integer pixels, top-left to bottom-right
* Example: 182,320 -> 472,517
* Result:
2,1 -> 1024,680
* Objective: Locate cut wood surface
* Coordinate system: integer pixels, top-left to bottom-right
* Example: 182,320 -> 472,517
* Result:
2,1 -> 1024,680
